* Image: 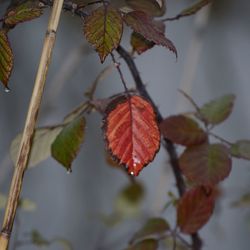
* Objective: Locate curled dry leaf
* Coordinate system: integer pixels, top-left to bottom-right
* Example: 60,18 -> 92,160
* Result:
179,143 -> 232,185
124,11 -> 177,57
83,5 -> 123,62
177,186 -> 215,234
160,115 -> 207,146
103,95 -> 160,176
0,29 -> 13,88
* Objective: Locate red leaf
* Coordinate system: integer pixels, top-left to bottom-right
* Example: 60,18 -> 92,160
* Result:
124,11 -> 177,57
179,143 -> 232,185
177,186 -> 215,234
160,115 -> 207,146
104,95 -> 160,176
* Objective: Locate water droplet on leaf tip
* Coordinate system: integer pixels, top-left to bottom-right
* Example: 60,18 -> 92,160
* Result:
4,87 -> 10,93
67,169 -> 72,174
130,171 -> 134,176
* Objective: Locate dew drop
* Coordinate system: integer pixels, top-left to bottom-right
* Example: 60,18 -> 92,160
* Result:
130,171 -> 134,176
67,169 -> 72,174
4,87 -> 10,93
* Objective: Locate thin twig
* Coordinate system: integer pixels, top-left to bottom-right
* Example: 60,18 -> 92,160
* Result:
0,1 -> 64,249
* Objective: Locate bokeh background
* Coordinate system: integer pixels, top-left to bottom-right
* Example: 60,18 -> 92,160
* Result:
0,0 -> 250,249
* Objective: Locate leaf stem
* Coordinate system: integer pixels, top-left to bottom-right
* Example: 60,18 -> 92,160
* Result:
0,0 -> 64,249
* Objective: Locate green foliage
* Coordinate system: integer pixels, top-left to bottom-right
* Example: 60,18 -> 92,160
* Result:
125,239 -> 158,250
51,117 -> 86,171
11,126 -> 63,168
83,5 -> 123,62
230,140 -> 250,160
131,217 -> 169,242
197,94 -> 236,125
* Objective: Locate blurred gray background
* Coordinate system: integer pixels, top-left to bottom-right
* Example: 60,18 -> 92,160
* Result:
1,0 -> 250,249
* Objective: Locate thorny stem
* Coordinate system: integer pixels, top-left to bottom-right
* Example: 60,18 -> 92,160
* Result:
116,45 -> 202,250
0,0 -> 64,249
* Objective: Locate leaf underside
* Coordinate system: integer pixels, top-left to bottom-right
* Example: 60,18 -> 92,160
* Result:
104,95 -> 160,176
83,5 -> 123,62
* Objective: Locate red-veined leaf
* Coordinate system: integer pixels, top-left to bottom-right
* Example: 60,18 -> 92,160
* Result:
104,95 -> 160,176
124,11 -> 177,57
160,115 -> 207,146
0,29 -> 13,88
83,5 -> 123,62
4,0 -> 43,26
179,143 -> 232,185
230,140 -> 250,160
177,186 -> 215,234
197,94 -> 236,125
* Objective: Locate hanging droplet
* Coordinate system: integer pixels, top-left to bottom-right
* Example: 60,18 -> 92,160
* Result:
67,169 -> 72,174
130,171 -> 134,176
4,87 -> 10,93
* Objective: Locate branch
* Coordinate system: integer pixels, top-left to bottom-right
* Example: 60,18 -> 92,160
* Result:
0,0 -> 64,249
116,45 -> 202,250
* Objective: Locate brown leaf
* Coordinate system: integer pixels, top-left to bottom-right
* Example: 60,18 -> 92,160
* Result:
160,115 -> 207,146
124,11 -> 177,57
179,143 -> 232,185
0,29 -> 13,88
177,186 -> 215,234
104,95 -> 160,176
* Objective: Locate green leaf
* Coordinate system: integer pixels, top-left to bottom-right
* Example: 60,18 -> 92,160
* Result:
179,143 -> 232,185
31,230 -> 50,247
83,5 -> 123,62
51,117 -> 86,171
198,94 -> 236,125
18,198 -> 37,211
4,0 -> 43,26
178,0 -> 211,18
125,239 -> 158,250
132,218 -> 169,242
115,182 -> 144,218
10,126 -> 63,168
230,140 -> 250,160
0,29 -> 13,88
160,115 -> 207,146
124,11 -> 177,57
231,193 -> 250,208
